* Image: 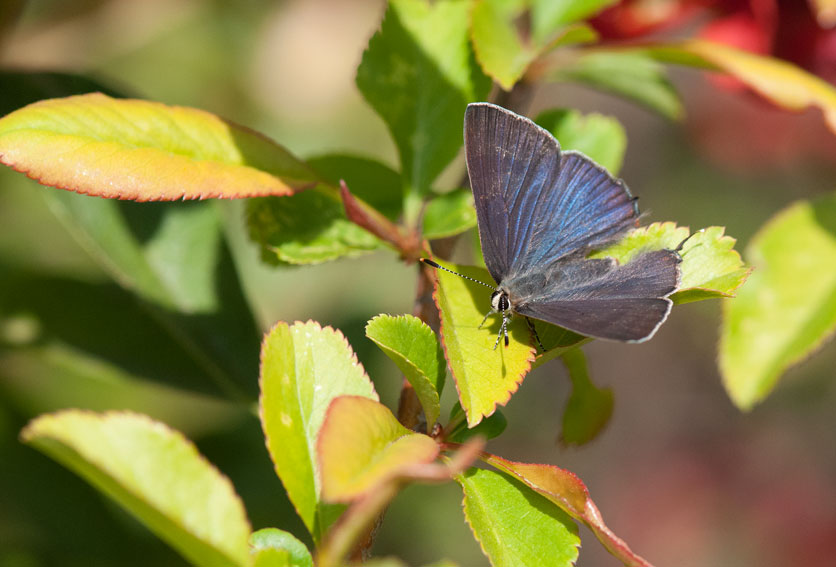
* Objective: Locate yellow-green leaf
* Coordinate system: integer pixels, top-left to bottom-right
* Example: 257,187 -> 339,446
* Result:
645,40 -> 836,135
259,321 -> 378,543
249,528 -> 312,567
365,314 -> 446,427
0,93 -> 316,200
590,222 -> 750,304
535,108 -> 627,174
483,454 -> 654,567
430,260 -> 535,427
458,467 -> 580,567
356,0 -> 490,198
318,396 -> 439,502
22,410 -> 251,567
471,0 -> 606,91
720,196 -> 836,409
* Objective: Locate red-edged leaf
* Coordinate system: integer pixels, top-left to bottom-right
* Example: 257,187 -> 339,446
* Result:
318,396 -> 439,502
483,453 -> 655,567
0,93 -> 316,200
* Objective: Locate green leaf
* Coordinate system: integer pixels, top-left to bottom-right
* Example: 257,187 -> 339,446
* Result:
259,321 -> 378,543
0,70 -> 128,117
535,108 -> 627,174
445,403 -> 507,443
365,314 -> 447,427
423,189 -> 478,240
247,188 -> 382,265
356,0 -> 491,210
250,528 -> 313,567
0,93 -> 316,200
458,468 -> 580,567
551,51 -> 683,120
470,0 -> 538,91
482,454 -> 653,566
22,410 -> 251,567
318,396 -> 439,501
42,195 -> 261,398
308,154 -> 403,219
642,40 -> 836,134
530,0 -> 617,42
559,347 -> 613,446
720,196 -> 836,409
430,260 -> 535,427
530,326 -> 588,369
471,1 -> 604,91
590,222 -> 750,304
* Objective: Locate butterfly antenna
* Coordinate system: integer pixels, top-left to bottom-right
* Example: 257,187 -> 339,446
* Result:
420,259 -> 496,290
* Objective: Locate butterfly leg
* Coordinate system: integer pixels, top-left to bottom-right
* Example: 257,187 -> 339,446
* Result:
478,310 -> 494,329
492,311 -> 511,350
503,317 -> 510,347
526,318 -> 545,352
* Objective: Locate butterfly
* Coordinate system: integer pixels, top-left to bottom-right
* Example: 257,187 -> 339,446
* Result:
424,103 -> 683,349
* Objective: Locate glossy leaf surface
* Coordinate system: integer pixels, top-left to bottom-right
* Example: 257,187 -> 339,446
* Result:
590,222 -> 750,304
318,396 -> 439,501
720,196 -> 836,409
366,314 -> 446,427
250,528 -> 313,567
356,0 -> 490,202
535,108 -> 627,174
459,467 -> 580,567
22,410 -> 251,567
0,93 -> 315,200
471,0 -> 607,90
259,321 -> 378,542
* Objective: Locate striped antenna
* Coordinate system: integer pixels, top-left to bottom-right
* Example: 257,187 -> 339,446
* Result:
420,259 -> 496,290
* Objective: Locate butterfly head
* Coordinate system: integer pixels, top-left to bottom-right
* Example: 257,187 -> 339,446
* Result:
490,289 -> 511,313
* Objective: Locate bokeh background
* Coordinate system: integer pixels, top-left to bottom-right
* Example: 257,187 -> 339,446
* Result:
1,1 -> 835,566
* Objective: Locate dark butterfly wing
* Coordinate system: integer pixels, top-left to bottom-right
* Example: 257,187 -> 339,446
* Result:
510,250 -> 681,342
464,103 -> 639,285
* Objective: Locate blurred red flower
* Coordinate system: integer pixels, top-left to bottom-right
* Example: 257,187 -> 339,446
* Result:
591,0 -> 836,168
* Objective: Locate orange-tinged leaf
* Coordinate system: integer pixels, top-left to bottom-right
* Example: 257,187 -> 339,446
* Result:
0,93 -> 316,200
483,453 -> 655,567
430,260 -> 535,427
647,40 -> 836,135
318,396 -> 439,502
259,321 -> 378,543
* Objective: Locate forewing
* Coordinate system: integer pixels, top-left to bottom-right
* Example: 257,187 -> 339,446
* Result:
512,250 -> 681,342
465,103 -> 559,283
464,103 -> 639,285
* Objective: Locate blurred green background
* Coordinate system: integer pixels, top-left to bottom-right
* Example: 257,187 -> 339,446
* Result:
2,1 -> 835,566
